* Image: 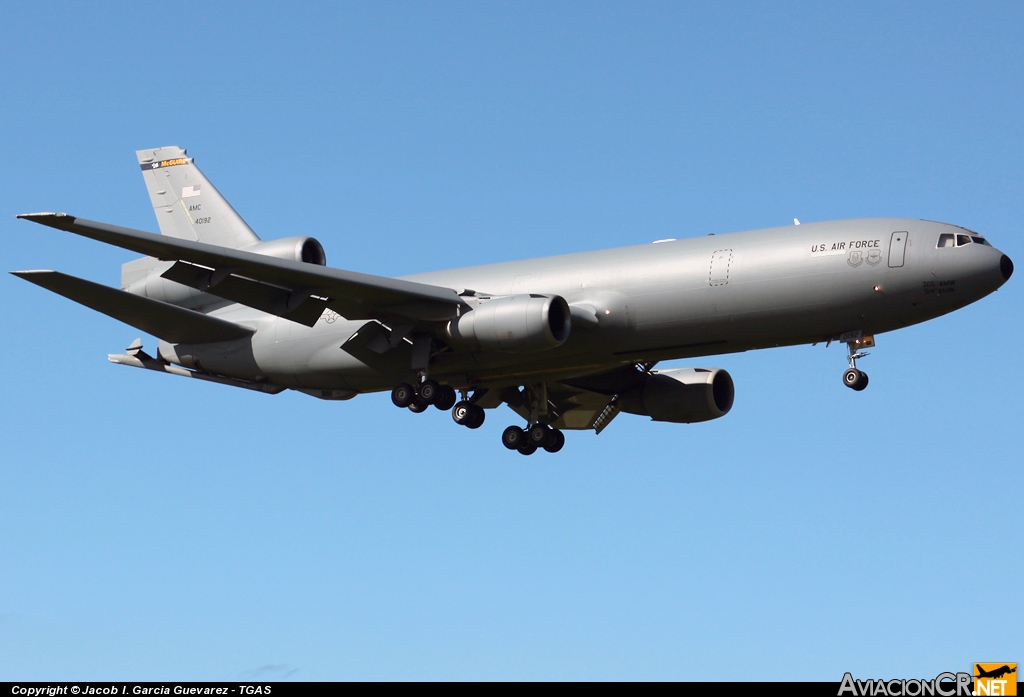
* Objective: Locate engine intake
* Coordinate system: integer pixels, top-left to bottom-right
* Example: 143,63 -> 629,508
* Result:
243,236 -> 326,265
618,367 -> 734,423
447,294 -> 571,352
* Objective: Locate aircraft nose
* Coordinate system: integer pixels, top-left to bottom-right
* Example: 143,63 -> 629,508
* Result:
1001,254 -> 1014,281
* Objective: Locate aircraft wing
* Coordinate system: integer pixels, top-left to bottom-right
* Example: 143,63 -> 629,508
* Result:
17,213 -> 466,325
11,270 -> 254,344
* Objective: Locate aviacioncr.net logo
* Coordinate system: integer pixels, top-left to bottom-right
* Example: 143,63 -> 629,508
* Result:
839,672 -> 973,697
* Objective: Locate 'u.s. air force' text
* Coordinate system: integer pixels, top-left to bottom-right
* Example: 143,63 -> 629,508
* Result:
812,239 -> 882,257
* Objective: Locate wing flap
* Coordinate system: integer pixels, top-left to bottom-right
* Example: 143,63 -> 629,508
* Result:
161,261 -> 329,326
17,213 -> 465,322
12,270 -> 254,344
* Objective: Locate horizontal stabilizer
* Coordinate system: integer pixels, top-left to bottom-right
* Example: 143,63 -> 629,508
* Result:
17,213 -> 464,323
11,270 -> 254,344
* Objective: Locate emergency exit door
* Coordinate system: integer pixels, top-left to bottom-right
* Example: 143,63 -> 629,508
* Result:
709,249 -> 733,286
888,231 -> 908,268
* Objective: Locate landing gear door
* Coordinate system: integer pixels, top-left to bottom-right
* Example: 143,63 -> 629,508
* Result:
888,231 -> 908,268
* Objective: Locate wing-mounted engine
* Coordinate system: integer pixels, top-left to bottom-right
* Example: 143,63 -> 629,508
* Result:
242,237 -> 326,266
446,294 -> 571,352
618,367 -> 734,423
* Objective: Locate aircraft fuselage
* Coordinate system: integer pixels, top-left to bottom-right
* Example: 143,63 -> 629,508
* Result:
169,216 -> 1010,393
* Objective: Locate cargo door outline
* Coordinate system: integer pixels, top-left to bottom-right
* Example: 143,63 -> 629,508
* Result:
888,232 -> 908,268
709,249 -> 733,286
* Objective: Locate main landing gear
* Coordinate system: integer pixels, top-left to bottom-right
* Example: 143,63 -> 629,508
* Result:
391,379 -> 458,412
499,383 -> 564,456
842,337 -> 871,391
390,378 -> 566,454
501,424 -> 565,456
452,399 -> 485,429
392,380 -> 485,428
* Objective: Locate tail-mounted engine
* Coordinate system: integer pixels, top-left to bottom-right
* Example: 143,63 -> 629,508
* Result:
446,294 -> 571,352
243,236 -> 326,265
618,367 -> 734,423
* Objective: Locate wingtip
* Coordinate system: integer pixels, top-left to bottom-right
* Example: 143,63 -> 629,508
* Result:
16,212 -> 72,223
10,270 -> 56,278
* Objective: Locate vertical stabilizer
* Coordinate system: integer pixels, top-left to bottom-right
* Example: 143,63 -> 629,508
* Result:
136,146 -> 261,248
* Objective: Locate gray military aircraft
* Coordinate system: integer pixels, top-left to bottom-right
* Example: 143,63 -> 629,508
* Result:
13,146 -> 1014,454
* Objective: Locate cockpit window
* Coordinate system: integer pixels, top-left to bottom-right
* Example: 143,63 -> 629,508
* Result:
972,236 -> 992,246
937,233 -> 955,248
956,234 -> 972,247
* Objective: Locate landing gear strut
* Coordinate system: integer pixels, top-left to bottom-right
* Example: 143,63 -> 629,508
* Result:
842,338 -> 870,391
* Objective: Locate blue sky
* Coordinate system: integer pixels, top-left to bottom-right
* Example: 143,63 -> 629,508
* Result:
1,1 -> 1021,681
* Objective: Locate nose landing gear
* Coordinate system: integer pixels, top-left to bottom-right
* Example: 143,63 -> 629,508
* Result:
842,335 -> 873,391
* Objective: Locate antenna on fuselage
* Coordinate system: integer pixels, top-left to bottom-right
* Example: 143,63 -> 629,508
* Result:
794,218 -> 801,225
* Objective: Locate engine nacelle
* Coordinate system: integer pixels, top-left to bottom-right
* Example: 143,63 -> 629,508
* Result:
447,294 -> 571,352
243,236 -> 326,265
618,367 -> 734,423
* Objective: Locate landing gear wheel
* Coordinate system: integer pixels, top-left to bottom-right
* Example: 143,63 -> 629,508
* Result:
517,443 -> 537,456
418,379 -> 439,404
502,425 -> 526,450
392,383 -> 415,408
466,405 -> 485,429
527,424 -> 551,447
453,401 -> 485,428
543,429 -> 565,453
433,385 -> 457,411
843,368 -> 869,391
408,399 -> 429,413
452,400 -> 473,425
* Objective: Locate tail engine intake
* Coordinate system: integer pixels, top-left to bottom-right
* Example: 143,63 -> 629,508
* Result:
243,237 -> 326,265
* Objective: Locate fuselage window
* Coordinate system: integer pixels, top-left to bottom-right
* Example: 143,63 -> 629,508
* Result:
937,233 -> 955,248
971,236 -> 992,246
956,234 -> 972,247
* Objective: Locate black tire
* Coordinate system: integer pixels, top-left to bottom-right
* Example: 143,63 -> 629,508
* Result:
452,400 -> 473,425
853,371 -> 869,391
392,382 -> 415,407
517,443 -> 537,456
528,424 -> 550,447
502,425 -> 525,450
843,368 -> 860,390
434,385 -> 457,411
418,379 -> 439,404
543,429 -> 565,453
408,399 -> 429,413
467,405 -> 485,429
